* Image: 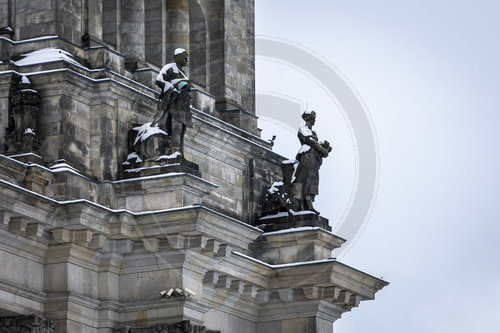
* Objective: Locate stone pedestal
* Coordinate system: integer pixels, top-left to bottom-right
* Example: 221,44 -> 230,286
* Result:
115,172 -> 216,212
122,155 -> 201,179
252,227 -> 345,265
258,212 -> 331,232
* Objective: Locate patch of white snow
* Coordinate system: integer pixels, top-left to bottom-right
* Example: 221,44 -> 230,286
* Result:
20,75 -> 30,84
126,152 -> 143,163
259,211 -> 289,220
299,125 -> 312,137
155,152 -> 182,161
297,144 -> 310,154
267,181 -> 284,194
174,48 -> 186,55
14,48 -> 81,66
133,122 -> 168,146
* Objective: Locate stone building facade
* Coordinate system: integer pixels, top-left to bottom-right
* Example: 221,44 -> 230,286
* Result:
0,1 -> 387,332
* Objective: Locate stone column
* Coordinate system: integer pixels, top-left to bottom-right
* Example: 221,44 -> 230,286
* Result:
166,0 -> 189,63
103,0 -> 120,48
87,0 -> 103,42
120,0 -> 145,60
0,74 -> 11,154
0,0 -> 10,28
145,0 -> 166,66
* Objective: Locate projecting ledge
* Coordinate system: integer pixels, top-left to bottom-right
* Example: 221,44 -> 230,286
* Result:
135,206 -> 263,250
232,252 -> 388,299
251,227 -> 345,265
114,172 -> 217,212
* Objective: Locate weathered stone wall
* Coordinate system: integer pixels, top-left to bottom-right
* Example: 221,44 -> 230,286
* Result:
102,0 -> 120,48
207,0 -> 225,104
0,83 -> 386,333
206,0 -> 257,133
0,35 -> 281,220
87,0 -> 104,42
222,0 -> 255,113
166,0 -> 190,64
13,0 -> 83,44
205,310 -> 255,333
0,0 -> 9,28
145,0 -> 165,66
0,4 -> 388,332
120,0 -> 145,60
5,0 -> 258,134
31,70 -> 152,181
189,0 -> 209,87
0,74 -> 14,154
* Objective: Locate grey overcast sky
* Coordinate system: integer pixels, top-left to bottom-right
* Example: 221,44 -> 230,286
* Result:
255,1 -> 500,332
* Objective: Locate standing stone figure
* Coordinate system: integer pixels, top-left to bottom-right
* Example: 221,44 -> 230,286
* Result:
152,48 -> 192,154
6,76 -> 41,153
292,110 -> 332,214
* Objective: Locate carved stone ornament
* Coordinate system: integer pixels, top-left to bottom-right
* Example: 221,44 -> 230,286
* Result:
0,314 -> 57,333
260,160 -> 297,216
5,75 -> 41,154
117,320 -> 219,333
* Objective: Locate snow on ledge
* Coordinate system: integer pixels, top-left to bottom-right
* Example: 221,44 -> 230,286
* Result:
232,251 -> 336,269
262,226 -> 342,239
0,35 -> 58,44
155,152 -> 181,161
259,211 -> 289,220
14,48 -> 81,66
262,226 -> 321,235
289,209 -> 316,216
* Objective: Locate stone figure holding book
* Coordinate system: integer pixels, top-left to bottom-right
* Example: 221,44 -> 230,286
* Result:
152,48 -> 192,154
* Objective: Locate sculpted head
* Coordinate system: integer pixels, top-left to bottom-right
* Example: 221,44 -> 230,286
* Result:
301,110 -> 316,126
173,48 -> 188,68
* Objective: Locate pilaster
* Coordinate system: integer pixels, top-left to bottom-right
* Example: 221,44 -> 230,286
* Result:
120,0 -> 145,66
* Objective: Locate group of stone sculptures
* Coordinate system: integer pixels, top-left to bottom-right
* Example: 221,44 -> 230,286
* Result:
3,45 -> 331,217
124,48 -> 331,216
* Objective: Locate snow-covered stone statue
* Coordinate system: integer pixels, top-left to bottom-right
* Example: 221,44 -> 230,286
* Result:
152,48 -> 192,155
122,48 -> 200,178
291,110 -> 332,214
260,160 -> 296,217
5,76 -> 41,154
259,110 -> 331,224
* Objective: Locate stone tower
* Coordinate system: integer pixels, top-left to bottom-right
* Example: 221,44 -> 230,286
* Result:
0,1 -> 387,332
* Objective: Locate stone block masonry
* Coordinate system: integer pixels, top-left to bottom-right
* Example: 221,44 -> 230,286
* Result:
0,1 -> 387,332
